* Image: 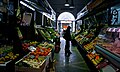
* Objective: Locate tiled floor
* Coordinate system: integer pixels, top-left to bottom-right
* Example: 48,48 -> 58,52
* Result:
53,37 -> 90,72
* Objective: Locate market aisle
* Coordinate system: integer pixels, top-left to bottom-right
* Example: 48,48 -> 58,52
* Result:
53,37 -> 90,72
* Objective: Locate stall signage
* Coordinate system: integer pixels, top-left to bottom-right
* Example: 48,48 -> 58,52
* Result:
87,0 -> 104,11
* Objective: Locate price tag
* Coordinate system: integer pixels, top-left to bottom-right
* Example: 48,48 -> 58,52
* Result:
28,46 -> 36,52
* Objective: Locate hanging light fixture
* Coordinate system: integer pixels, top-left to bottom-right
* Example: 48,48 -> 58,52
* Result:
69,0 -> 75,8
64,0 -> 69,6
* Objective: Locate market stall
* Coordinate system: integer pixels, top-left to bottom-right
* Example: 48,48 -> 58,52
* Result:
0,0 -> 56,72
14,0 -> 56,72
0,0 -> 21,72
75,0 -> 120,72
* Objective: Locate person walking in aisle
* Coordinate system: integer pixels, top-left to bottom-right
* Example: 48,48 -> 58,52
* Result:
63,26 -> 72,56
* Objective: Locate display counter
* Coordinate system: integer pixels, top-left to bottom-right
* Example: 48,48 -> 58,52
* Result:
75,39 -> 99,72
95,45 -> 120,69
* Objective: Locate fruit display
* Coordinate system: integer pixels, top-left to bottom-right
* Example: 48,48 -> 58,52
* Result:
83,37 -> 98,51
0,52 -> 19,64
38,29 -> 51,41
75,30 -> 96,45
16,42 -> 53,69
0,46 -> 19,64
75,35 -> 84,42
22,40 -> 54,50
0,46 -> 13,55
87,52 -> 103,66
43,29 -> 51,40
85,32 -> 94,38
16,54 -> 46,69
84,44 -> 95,51
36,29 -> 47,40
46,28 -> 56,39
75,35 -> 80,41
21,40 -> 54,57
82,30 -> 88,36
76,29 -> 81,34
22,41 -> 38,51
16,41 -> 53,69
92,27 -> 120,71
30,47 -> 51,56
75,28 -> 105,69
75,30 -> 88,41
75,35 -> 79,40
38,42 -> 54,49
79,37 -> 89,44
82,37 -> 104,66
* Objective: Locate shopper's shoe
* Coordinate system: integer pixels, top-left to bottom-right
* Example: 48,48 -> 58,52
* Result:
68,51 -> 72,54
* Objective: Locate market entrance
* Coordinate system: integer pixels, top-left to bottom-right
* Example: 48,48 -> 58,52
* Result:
57,12 -> 75,36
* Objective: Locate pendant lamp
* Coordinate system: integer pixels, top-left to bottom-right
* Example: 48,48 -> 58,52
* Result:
69,0 -> 75,8
64,0 -> 69,6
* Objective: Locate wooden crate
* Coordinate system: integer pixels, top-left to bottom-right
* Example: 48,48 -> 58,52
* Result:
15,51 -> 52,72
15,60 -> 46,72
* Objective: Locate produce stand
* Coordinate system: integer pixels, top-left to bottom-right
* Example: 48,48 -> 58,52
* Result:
94,27 -> 120,71
46,27 -> 56,39
0,0 -> 56,71
75,0 -> 120,71
75,35 -> 101,72
15,52 -> 52,72
95,45 -> 120,69
75,28 -> 120,71
0,0 -> 22,72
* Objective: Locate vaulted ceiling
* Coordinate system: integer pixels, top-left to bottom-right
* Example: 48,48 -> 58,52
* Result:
47,0 -> 91,18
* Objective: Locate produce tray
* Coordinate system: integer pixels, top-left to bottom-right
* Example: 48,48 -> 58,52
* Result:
15,52 -> 52,72
15,60 -> 46,72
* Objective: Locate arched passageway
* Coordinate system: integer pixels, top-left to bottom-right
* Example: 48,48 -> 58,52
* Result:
57,12 -> 75,33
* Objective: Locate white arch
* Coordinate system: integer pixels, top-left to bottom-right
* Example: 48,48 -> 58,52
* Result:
57,12 -> 75,21
57,12 -> 75,32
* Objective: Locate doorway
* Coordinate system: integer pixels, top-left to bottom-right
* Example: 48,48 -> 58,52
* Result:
57,12 -> 75,36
